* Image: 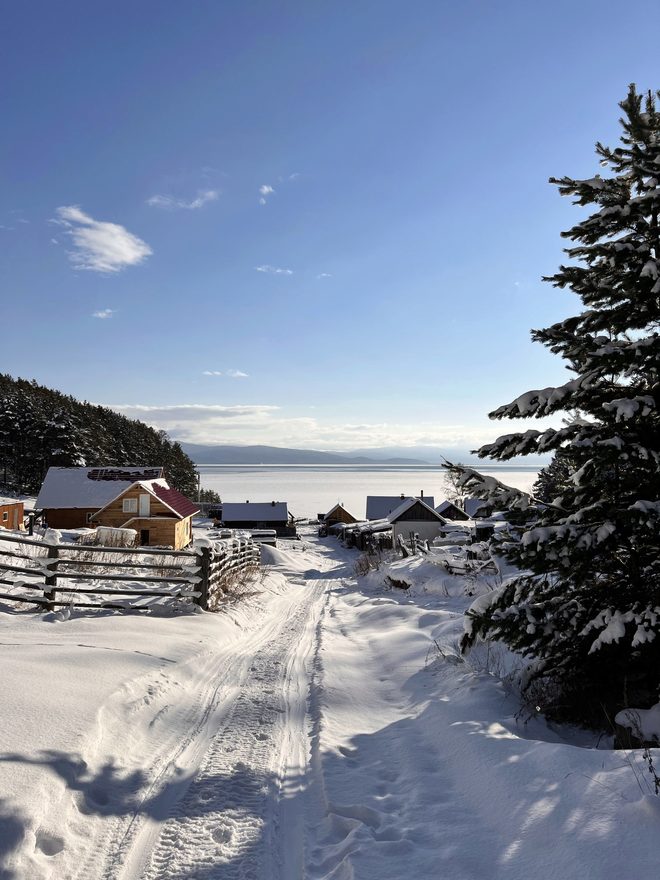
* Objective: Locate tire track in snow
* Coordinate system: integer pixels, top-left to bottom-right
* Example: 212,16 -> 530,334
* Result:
128,581 -> 327,880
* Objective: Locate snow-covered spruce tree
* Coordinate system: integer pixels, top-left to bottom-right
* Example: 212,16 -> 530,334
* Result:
448,85 -> 660,726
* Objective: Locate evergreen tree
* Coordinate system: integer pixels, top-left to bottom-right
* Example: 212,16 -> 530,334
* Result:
0,374 -> 199,497
447,85 -> 660,726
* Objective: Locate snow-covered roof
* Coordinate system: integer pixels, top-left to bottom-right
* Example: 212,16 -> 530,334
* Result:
36,466 -> 166,509
220,502 -> 289,522
387,497 -> 445,523
463,497 -> 490,518
435,500 -> 466,516
366,495 -> 434,520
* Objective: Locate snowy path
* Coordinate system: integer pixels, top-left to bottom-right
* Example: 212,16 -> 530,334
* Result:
2,533 -> 659,879
86,572 -> 330,880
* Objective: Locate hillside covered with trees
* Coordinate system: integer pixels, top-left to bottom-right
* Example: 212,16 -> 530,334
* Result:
0,374 -> 198,497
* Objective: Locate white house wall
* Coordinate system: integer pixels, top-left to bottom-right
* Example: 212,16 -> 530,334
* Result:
392,521 -> 443,545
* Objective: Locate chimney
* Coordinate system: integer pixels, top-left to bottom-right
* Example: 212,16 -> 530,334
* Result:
246,500 -> 249,503
271,500 -> 275,506
421,490 -> 424,499
400,493 -> 405,499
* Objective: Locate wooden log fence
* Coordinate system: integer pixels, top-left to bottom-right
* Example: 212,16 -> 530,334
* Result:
0,530 -> 261,613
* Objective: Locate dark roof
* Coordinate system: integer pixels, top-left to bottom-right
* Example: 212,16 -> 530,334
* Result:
150,483 -> 199,518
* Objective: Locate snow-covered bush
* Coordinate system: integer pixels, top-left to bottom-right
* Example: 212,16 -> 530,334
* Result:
448,86 -> 660,727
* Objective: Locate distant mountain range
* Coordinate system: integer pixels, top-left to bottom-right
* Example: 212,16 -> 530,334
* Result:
179,444 -> 428,465
178,443 -> 550,467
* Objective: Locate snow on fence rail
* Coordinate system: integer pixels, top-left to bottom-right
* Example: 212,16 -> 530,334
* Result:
0,530 -> 260,612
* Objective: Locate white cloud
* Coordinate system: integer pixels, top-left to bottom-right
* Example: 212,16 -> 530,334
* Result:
92,308 -> 114,319
255,264 -> 293,275
107,401 -> 527,450
317,273 -> 332,279
202,370 -> 224,376
147,189 -> 219,210
226,369 -> 249,378
258,184 -> 275,205
54,205 -> 152,273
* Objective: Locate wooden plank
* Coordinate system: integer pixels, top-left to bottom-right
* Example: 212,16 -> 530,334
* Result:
51,571 -> 196,585
57,543 -> 194,559
46,585 -> 190,597
0,532 -> 50,549
51,557 -> 198,573
0,561 -> 45,577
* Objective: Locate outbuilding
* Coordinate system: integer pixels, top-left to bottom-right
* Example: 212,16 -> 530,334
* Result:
0,499 -> 24,531
217,501 -> 296,537
323,503 -> 358,528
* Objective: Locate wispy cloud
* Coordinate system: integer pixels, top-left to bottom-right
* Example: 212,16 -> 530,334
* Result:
202,369 -> 249,378
147,189 -> 219,210
258,184 -> 275,206
92,308 -> 115,319
317,273 -> 333,279
54,205 -> 152,273
255,264 -> 293,275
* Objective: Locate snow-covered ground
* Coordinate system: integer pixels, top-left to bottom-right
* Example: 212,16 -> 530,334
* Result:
0,529 -> 658,879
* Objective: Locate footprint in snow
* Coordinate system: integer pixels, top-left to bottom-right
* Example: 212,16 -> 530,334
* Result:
35,831 -> 64,857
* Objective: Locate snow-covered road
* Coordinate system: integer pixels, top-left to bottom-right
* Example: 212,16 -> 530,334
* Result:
1,531 -> 659,879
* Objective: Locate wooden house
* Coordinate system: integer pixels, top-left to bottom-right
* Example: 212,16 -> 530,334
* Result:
91,481 -> 199,549
217,502 -> 296,537
366,493 -> 435,521
37,467 -> 166,528
387,497 -> 447,545
463,497 -> 492,519
323,503 -> 358,528
435,500 -> 470,521
0,499 -> 24,531
36,466 -> 198,549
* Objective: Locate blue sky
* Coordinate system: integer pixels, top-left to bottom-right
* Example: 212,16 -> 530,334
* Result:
3,0 -> 659,451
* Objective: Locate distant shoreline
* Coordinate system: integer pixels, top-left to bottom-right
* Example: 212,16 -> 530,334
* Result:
195,463 -> 542,472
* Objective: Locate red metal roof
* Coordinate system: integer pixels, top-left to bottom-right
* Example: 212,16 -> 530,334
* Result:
150,484 -> 199,518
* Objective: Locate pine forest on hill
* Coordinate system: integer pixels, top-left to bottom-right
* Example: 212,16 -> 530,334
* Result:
0,374 -> 198,497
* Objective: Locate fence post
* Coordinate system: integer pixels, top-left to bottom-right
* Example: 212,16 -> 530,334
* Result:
44,544 -> 59,612
196,545 -> 211,610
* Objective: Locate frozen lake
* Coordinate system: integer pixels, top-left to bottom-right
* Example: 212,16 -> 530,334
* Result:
197,464 -> 540,520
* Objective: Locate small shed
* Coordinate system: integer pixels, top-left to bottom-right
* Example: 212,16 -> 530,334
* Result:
365,494 -> 435,521
218,502 -> 296,537
387,497 -> 447,545
323,503 -> 358,528
0,499 -> 24,531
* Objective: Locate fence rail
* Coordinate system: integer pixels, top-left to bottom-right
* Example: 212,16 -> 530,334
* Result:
0,530 -> 260,613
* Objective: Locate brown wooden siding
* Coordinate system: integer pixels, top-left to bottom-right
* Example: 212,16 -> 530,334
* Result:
0,502 -> 24,530
44,508 -> 99,528
326,506 -> 357,526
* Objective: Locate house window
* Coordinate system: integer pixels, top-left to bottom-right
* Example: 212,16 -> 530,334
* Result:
1,512 -> 7,523
123,498 -> 138,514
86,512 -> 94,524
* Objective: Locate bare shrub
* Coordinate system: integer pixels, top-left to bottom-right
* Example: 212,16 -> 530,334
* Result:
353,553 -> 381,577
207,563 -> 260,610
